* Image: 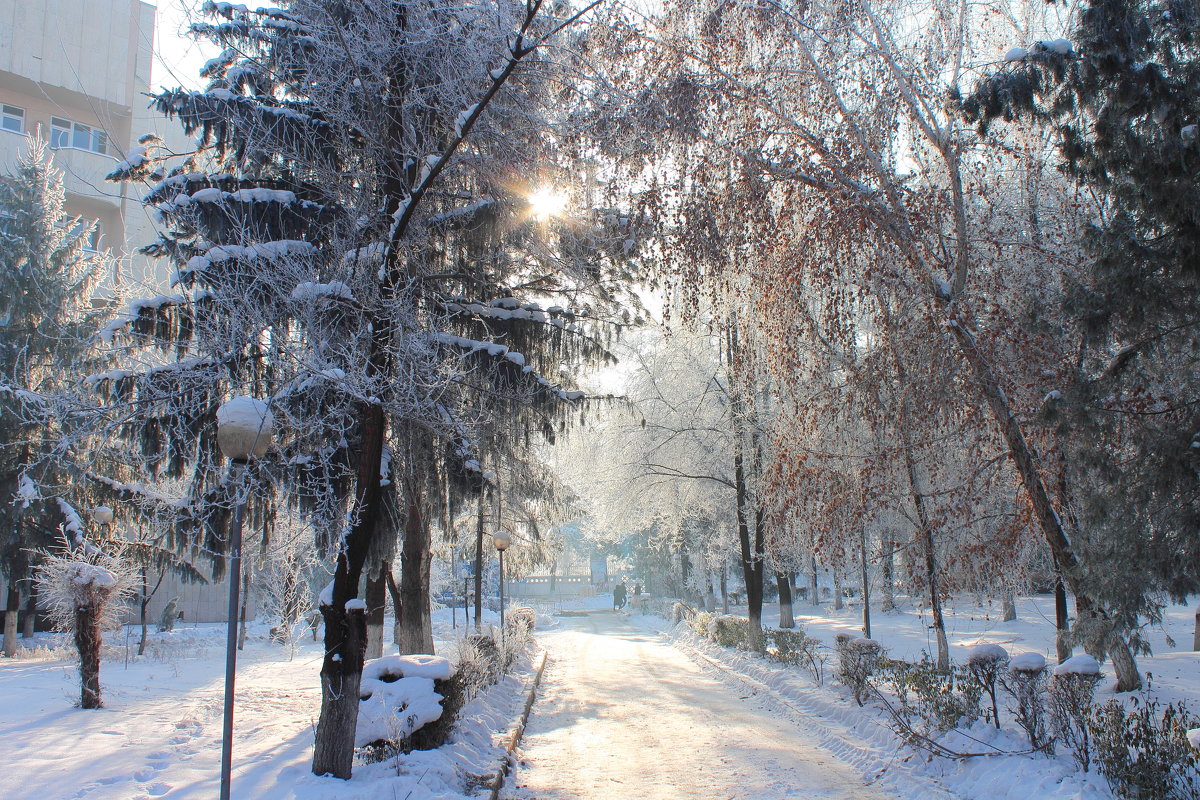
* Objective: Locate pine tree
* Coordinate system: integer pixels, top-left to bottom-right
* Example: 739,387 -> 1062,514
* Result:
98,0 -> 628,778
0,138 -> 107,657
963,0 -> 1200,686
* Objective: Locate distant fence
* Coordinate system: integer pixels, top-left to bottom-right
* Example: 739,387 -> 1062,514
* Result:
506,575 -> 597,600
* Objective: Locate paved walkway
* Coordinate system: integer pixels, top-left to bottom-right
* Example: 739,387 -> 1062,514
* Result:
509,611 -> 895,800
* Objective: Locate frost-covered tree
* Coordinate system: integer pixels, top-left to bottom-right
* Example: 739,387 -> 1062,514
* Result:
0,139 -> 108,656
97,0 -> 624,778
35,539 -> 134,708
964,0 -> 1200,679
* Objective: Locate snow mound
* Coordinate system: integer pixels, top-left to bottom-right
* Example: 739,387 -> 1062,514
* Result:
1005,46 -> 1028,62
363,654 -> 454,682
1009,652 -> 1047,673
344,598 -> 367,612
967,643 -> 1009,665
1188,728 -> 1200,752
1053,654 -> 1100,676
355,655 -> 455,747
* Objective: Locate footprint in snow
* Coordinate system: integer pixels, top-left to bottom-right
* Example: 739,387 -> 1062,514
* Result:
146,782 -> 172,796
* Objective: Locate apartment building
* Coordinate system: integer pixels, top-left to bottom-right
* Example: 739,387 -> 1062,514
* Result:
0,0 -> 176,290
1,1 -> 254,629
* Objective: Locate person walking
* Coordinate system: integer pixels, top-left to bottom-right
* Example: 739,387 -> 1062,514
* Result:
613,580 -> 627,610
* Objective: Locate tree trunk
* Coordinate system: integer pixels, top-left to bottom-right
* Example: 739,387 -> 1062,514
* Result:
474,492 -> 485,631
312,394 -> 386,779
903,444 -> 949,671
1055,572 -> 1072,662
312,604 -> 367,778
76,602 -> 103,708
138,567 -> 152,657
719,564 -> 728,614
385,567 -> 402,648
237,568 -> 250,651
833,569 -> 844,611
679,536 -> 692,602
776,573 -> 794,628
860,527 -> 872,639
365,568 -> 387,660
397,483 -> 434,654
1002,591 -> 1016,622
1193,607 -> 1199,652
809,553 -> 819,607
880,536 -> 895,612
5,582 -> 20,657
1107,633 -> 1143,692
22,582 -> 36,638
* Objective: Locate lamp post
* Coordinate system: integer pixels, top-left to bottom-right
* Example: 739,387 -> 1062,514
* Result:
493,531 -> 511,653
215,397 -> 272,800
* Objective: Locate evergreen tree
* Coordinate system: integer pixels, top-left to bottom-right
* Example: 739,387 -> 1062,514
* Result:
98,0 -> 628,777
0,139 -> 107,657
963,0 -> 1200,685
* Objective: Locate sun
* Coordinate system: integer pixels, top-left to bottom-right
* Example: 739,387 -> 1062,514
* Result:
528,186 -> 568,220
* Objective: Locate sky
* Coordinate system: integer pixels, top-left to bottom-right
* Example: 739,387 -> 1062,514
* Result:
149,0 -> 216,92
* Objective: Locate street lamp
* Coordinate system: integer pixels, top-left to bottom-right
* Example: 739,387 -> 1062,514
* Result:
493,531 -> 511,653
215,396 -> 272,800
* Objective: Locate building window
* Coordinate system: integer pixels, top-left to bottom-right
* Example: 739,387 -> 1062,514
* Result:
1,104 -> 24,133
50,116 -> 107,155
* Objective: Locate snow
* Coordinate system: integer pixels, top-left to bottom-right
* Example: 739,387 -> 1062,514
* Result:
0,611 -> 535,800
1004,47 -> 1028,62
216,395 -> 271,433
290,281 -> 353,302
1053,654 -> 1101,676
1009,652 -> 1047,673
355,674 -> 444,747
1039,39 -> 1073,55
318,579 -> 334,607
66,562 -> 118,589
1188,728 -> 1200,751
344,598 -> 367,612
16,473 -> 38,507
362,654 -> 454,682
967,643 -> 1009,665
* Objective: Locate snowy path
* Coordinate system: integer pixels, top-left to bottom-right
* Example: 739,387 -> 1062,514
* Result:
510,611 -> 895,800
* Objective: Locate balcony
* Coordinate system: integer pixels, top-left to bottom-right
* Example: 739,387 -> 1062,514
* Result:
0,129 -> 123,210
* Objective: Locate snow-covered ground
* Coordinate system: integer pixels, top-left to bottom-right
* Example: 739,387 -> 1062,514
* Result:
510,609 -> 893,799
624,593 -> 1199,800
0,608 -> 531,800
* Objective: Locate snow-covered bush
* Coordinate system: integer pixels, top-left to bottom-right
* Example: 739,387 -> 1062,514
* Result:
1001,652 -> 1051,751
356,654 -> 456,759
707,615 -> 750,648
455,633 -> 504,697
836,636 -> 882,706
671,602 -> 696,626
765,628 -> 826,684
35,545 -> 133,708
506,606 -> 536,638
966,644 -> 1009,729
1049,655 -> 1103,770
1090,697 -> 1200,800
691,611 -> 715,638
877,654 -> 982,734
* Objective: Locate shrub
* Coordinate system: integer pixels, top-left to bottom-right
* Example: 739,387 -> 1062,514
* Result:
456,633 -> 503,696
708,615 -> 750,649
877,654 -> 982,733
691,611 -> 715,639
671,602 -> 696,626
836,636 -> 883,706
1000,652 -> 1051,751
1048,655 -> 1104,771
765,628 -> 827,684
506,606 -> 536,637
1091,697 -> 1200,800
966,644 -> 1009,729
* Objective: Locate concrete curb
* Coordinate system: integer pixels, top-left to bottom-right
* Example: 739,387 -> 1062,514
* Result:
488,649 -> 549,800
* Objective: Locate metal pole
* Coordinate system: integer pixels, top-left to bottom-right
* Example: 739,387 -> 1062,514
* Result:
498,549 -> 505,654
220,461 -> 246,800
